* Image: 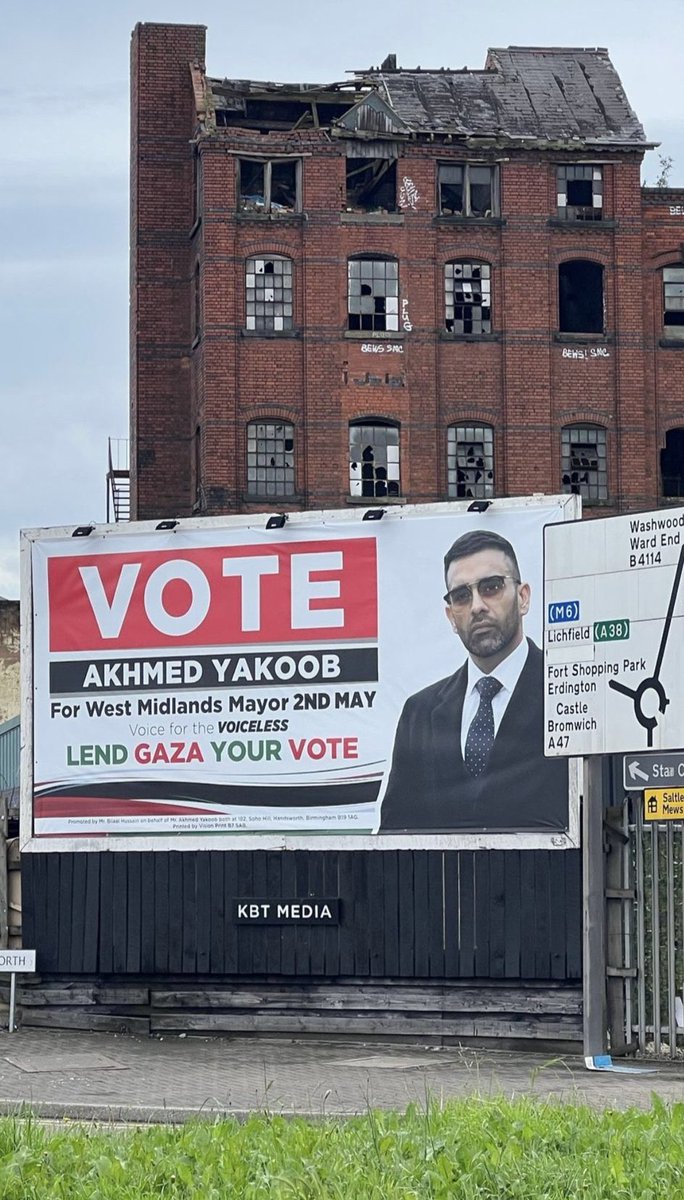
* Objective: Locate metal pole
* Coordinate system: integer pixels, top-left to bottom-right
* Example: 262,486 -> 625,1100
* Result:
583,755 -> 607,1063
8,972 -> 16,1034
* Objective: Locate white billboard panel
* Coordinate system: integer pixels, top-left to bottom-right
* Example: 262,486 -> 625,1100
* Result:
22,498 -> 579,850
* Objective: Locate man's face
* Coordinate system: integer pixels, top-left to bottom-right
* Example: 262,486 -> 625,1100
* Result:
444,548 -> 530,672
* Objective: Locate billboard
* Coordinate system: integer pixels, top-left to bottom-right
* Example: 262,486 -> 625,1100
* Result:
22,498 -> 579,851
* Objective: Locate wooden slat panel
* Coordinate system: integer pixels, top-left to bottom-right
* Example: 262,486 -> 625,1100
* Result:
565,850 -> 582,980
427,851 -> 445,978
279,852 -> 297,976
150,1011 -> 582,1039
182,855 -> 197,974
337,851 -> 355,976
489,851 -> 506,980
167,854 -> 184,974
237,852 -> 254,975
412,851 -> 430,978
222,853 -> 239,974
126,853 -> 141,975
69,855 -> 87,974
458,852 -> 475,977
265,852 -> 283,975
474,852 -> 490,977
57,854 -> 73,972
504,852 -> 521,978
153,853 -> 169,974
382,851 -> 400,977
307,852 -> 326,976
534,852 -> 551,979
443,852 -> 459,978
549,847 -> 567,981
195,853 -> 211,975
139,853 -> 156,974
323,852 -> 340,976
351,852 -> 370,975
98,852 -> 114,975
209,851 -> 225,974
250,853 -> 268,976
83,855 -> 100,974
294,851 -> 310,976
519,851 -> 536,978
398,852 -> 415,976
111,853 -> 128,974
150,984 -> 582,1014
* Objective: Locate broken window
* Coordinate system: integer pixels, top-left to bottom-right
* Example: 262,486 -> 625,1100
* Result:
245,256 -> 293,332
346,158 -> 397,212
238,158 -> 300,214
349,422 -> 400,498
445,261 -> 491,334
561,425 -> 607,501
660,429 -> 684,497
438,164 -> 497,217
557,165 -> 603,221
663,267 -> 684,338
447,425 -> 494,499
246,422 -> 295,497
558,260 -> 604,334
348,259 -> 399,332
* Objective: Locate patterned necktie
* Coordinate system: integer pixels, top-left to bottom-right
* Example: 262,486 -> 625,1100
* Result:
464,676 -> 503,777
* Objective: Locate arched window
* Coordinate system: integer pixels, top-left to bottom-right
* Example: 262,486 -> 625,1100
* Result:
561,425 -> 607,500
349,420 -> 400,498
445,261 -> 491,334
447,424 -> 494,499
663,267 -> 684,339
558,260 -> 604,333
245,256 -> 293,332
661,428 -> 684,498
348,258 -> 399,332
246,421 -> 295,497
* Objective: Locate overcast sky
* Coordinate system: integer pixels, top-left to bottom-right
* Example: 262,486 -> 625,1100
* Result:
2,0 -> 683,600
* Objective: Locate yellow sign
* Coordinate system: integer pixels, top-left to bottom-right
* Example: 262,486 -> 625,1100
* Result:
644,789 -> 684,821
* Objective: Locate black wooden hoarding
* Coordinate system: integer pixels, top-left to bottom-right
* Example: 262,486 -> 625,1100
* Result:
22,849 -> 581,980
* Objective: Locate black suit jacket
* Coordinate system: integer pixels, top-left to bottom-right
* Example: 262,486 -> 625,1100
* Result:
379,639 -> 568,832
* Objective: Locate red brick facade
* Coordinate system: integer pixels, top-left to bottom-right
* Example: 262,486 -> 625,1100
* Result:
130,24 -> 684,520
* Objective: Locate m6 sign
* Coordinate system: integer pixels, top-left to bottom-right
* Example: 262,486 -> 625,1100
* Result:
544,506 -> 684,757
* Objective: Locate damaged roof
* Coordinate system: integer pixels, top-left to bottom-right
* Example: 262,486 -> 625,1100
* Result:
206,45 -> 650,149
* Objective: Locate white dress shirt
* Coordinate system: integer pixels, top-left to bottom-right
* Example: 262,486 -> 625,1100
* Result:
460,637 -> 530,759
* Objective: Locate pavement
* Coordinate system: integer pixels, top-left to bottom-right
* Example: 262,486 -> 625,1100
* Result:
0,1029 -> 681,1123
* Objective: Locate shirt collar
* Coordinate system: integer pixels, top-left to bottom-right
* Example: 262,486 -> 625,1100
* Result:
466,635 -> 529,695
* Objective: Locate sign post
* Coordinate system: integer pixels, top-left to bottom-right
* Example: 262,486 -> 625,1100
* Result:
0,950 -> 37,1032
544,506 -> 684,1069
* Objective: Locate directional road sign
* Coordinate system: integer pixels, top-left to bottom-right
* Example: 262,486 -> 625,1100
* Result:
544,506 -> 684,756
644,790 -> 684,821
623,753 -> 684,790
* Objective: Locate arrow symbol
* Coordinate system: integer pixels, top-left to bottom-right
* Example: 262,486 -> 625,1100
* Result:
628,761 -> 649,783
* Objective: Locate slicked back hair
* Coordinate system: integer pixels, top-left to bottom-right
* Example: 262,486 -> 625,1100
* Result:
443,529 -> 521,587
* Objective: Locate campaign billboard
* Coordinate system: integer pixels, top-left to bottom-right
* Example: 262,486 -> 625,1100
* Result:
22,498 -> 579,850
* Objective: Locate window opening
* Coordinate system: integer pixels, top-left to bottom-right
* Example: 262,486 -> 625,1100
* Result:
245,256 -> 293,332
345,158 -> 397,212
349,422 -> 400,497
247,422 -> 295,497
661,429 -> 684,498
447,425 -> 494,499
445,262 -> 491,334
561,426 -> 607,500
558,260 -> 604,334
348,259 -> 399,332
557,165 -> 603,221
663,267 -> 684,338
238,159 -> 300,214
438,164 -> 496,217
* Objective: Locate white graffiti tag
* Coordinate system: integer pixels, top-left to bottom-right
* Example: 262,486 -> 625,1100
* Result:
399,176 -> 420,211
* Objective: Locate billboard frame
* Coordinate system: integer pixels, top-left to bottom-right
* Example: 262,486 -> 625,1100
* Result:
20,497 -> 580,854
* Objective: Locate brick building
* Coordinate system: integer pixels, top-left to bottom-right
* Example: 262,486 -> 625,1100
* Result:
130,22 -> 684,521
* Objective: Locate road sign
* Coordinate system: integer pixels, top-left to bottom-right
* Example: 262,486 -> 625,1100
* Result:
544,506 -> 684,756
623,753 -> 684,790
644,789 -> 684,820
0,950 -> 35,972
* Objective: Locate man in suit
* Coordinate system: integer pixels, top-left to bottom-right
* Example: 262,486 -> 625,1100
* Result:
379,528 -> 567,832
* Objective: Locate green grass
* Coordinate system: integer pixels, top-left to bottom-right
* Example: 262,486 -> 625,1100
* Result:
0,1096 -> 683,1198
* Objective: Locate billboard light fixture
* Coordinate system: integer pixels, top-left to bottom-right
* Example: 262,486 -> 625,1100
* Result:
71,525 -> 95,538
362,509 -> 385,521
467,500 -> 491,513
156,519 -> 179,531
266,514 -> 288,530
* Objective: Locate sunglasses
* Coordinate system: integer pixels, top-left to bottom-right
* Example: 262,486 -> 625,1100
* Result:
443,574 -> 520,609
